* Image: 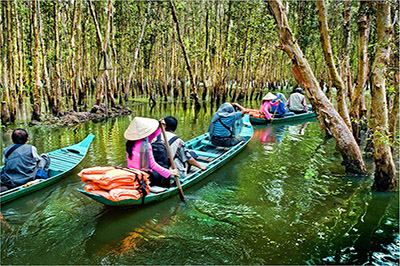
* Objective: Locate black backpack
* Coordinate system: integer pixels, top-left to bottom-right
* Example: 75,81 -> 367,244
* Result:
151,134 -> 179,168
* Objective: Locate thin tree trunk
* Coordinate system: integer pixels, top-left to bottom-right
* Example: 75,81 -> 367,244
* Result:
350,1 -> 372,142
125,1 -> 151,102
38,0 -> 51,114
70,1 -> 78,111
370,0 -> 396,191
1,2 -> 11,125
53,0 -> 62,116
5,1 -> 16,123
388,80 -> 399,139
316,0 -> 352,130
31,0 -> 41,121
342,0 -> 352,100
15,1 -> 24,105
169,0 -> 200,108
267,0 -> 366,174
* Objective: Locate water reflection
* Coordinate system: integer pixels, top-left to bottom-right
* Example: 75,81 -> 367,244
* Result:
1,101 -> 398,265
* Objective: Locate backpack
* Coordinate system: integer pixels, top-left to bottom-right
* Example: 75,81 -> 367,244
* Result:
151,134 -> 179,168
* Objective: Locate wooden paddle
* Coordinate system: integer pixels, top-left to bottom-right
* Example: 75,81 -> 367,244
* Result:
159,119 -> 185,201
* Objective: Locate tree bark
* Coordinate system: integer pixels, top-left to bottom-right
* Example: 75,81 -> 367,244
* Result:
341,0 -> 352,100
38,0 -> 51,114
316,0 -> 352,130
31,0 -> 41,121
169,0 -> 200,108
267,0 -> 366,174
125,1 -> 151,102
388,78 -> 399,139
88,0 -> 115,107
52,0 -> 63,116
370,0 -> 397,191
350,1 -> 372,142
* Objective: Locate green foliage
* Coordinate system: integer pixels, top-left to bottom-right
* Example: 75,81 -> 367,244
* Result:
369,127 -> 399,147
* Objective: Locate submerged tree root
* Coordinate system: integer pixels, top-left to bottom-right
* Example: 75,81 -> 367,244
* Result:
29,104 -> 133,127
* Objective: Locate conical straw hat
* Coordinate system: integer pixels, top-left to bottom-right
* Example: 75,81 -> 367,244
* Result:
124,117 -> 159,141
262,92 -> 277,101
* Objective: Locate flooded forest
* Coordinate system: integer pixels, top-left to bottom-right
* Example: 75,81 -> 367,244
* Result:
0,1 -> 399,265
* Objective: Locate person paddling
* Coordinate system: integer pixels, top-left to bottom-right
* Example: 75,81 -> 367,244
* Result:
124,117 -> 179,188
247,92 -> 281,120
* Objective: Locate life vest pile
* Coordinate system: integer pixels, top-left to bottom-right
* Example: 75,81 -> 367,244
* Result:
247,109 -> 266,119
78,166 -> 150,201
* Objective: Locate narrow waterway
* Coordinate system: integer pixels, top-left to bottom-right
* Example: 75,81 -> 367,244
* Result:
1,102 -> 398,265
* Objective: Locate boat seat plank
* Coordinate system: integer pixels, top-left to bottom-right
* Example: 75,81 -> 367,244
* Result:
189,150 -> 219,158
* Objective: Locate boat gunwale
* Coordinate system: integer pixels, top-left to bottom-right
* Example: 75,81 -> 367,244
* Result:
78,116 -> 254,207
0,134 -> 95,204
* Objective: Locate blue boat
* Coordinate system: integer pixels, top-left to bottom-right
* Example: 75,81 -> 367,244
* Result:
78,115 -> 254,206
1,134 -> 95,204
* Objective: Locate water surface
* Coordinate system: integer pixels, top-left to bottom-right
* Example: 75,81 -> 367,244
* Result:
1,102 -> 398,265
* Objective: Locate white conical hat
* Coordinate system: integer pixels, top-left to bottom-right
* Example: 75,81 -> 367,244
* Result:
262,92 -> 278,101
124,117 -> 159,140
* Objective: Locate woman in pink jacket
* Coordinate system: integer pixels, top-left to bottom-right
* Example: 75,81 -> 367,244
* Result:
124,117 -> 178,188
259,92 -> 281,119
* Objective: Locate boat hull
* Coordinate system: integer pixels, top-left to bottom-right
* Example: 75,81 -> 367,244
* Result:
78,115 -> 254,206
1,134 -> 95,204
249,112 -> 316,125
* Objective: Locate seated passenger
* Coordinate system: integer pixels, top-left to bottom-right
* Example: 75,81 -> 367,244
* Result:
208,103 -> 247,147
260,92 -> 281,119
1,129 -> 50,192
270,93 -> 292,118
247,92 -> 280,120
161,116 -> 207,176
287,88 -> 308,114
124,117 -> 179,188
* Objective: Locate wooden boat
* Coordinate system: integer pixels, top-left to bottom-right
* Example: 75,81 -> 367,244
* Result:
0,134 -> 95,204
78,115 -> 254,206
249,112 -> 316,125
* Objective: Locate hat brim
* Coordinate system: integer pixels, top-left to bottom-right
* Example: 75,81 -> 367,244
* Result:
124,117 -> 159,140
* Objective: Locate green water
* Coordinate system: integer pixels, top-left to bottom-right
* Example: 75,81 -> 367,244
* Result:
1,102 -> 398,265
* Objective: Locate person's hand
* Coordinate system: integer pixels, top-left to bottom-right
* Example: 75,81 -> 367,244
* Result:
170,169 -> 179,176
200,165 -> 207,171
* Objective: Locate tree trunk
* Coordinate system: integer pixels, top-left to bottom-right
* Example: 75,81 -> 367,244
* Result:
316,0 -> 352,130
4,1 -> 17,123
370,0 -> 396,191
342,0 -> 352,100
70,1 -> 78,111
31,0 -> 41,121
267,0 -> 366,174
169,0 -> 200,108
125,1 -> 151,102
388,79 -> 399,139
15,1 -> 24,105
350,1 -> 372,142
52,0 -> 63,116
38,0 -> 51,114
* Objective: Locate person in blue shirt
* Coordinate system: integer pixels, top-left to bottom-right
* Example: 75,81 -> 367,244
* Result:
208,103 -> 247,147
270,93 -> 294,118
1,129 -> 50,192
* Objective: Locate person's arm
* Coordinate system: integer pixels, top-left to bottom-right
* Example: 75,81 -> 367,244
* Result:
302,97 -> 308,111
271,100 -> 281,106
148,145 -> 178,178
31,146 -> 41,162
231,103 -> 247,114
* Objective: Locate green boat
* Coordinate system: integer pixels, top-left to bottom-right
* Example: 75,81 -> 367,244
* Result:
78,115 -> 254,207
1,134 -> 95,204
249,112 -> 316,125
